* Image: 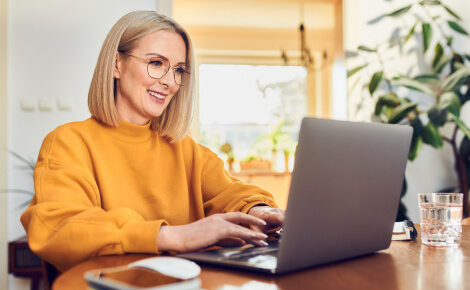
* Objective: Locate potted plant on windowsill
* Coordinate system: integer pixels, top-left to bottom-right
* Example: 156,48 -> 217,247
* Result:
252,120 -> 294,172
277,139 -> 296,173
220,143 -> 235,171
348,0 -> 470,218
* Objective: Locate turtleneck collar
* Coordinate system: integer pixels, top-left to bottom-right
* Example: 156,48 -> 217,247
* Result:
99,119 -> 153,142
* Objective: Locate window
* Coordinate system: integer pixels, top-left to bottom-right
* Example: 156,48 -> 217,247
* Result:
198,64 -> 307,172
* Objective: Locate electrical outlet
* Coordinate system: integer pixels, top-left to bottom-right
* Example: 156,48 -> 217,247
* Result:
20,98 -> 36,111
38,97 -> 54,111
58,98 -> 73,111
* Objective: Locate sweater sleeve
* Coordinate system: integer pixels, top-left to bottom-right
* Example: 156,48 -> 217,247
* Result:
20,126 -> 167,272
188,140 -> 279,216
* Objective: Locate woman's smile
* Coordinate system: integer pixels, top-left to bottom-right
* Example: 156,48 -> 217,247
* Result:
148,90 -> 166,104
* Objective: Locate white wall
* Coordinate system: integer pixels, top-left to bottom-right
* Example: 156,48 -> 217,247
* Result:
1,0 -> 8,288
6,1 -> 160,289
345,0 -> 470,222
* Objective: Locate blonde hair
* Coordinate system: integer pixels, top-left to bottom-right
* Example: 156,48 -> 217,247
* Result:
88,11 -> 196,142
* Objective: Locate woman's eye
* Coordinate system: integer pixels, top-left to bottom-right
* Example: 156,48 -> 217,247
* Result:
174,67 -> 186,74
149,59 -> 164,68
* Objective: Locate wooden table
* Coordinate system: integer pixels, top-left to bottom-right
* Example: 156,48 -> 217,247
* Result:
53,225 -> 470,290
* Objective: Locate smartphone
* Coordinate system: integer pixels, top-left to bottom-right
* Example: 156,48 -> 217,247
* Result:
84,266 -> 201,290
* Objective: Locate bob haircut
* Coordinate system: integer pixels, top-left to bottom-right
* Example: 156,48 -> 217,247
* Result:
88,10 -> 196,142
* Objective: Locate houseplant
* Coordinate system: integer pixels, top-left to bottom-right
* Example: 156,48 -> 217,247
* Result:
1,150 -> 35,210
252,120 -> 294,172
348,0 -> 470,218
220,142 -> 235,171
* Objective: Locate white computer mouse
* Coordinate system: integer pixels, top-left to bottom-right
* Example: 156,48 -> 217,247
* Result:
128,256 -> 201,280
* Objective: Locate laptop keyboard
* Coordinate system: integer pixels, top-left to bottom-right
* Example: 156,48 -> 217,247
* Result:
225,247 -> 278,261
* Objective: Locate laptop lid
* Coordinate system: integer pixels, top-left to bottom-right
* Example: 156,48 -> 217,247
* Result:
275,117 -> 412,273
179,117 -> 413,274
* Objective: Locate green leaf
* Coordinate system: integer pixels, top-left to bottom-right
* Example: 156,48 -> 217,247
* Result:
453,61 -> 465,71
444,4 -> 461,20
386,5 -> 412,17
432,42 -> 443,69
422,23 -> 433,53
450,114 -> 470,141
442,66 -> 470,92
438,91 -> 461,117
374,94 -> 401,115
391,77 -> 436,96
428,106 -> 447,127
423,122 -> 444,148
414,74 -> 441,84
388,102 -> 418,124
448,21 -> 469,36
409,134 -> 423,161
405,21 -> 419,43
358,45 -> 377,52
446,36 -> 454,46
7,149 -> 35,170
347,64 -> 368,77
433,55 -> 452,74
409,118 -> 424,161
369,71 -> 383,96
419,0 -> 441,5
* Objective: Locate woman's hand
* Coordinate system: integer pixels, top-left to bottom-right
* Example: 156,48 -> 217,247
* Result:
247,206 -> 285,233
158,212 -> 269,253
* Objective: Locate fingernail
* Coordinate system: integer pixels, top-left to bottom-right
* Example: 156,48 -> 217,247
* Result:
260,219 -> 267,225
252,232 -> 267,239
260,240 -> 268,246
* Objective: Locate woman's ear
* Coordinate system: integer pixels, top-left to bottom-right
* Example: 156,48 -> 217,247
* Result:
113,51 -> 121,79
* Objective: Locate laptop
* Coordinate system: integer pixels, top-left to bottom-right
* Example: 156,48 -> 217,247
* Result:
179,117 -> 413,274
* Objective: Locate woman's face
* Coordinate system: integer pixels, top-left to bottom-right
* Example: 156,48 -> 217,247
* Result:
114,30 -> 187,125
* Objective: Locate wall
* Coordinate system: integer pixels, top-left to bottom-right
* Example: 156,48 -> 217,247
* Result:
6,1 -> 160,289
344,0 -> 470,222
1,0 -> 8,287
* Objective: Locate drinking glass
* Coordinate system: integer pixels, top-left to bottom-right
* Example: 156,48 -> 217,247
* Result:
418,193 -> 463,246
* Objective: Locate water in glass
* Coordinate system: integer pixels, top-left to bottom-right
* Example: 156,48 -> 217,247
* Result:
420,203 -> 462,246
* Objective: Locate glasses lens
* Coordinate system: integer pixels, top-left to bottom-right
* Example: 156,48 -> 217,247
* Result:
174,67 -> 190,86
147,57 -> 190,86
147,57 -> 170,79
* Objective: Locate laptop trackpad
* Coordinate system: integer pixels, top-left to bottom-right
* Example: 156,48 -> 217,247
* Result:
227,252 -> 278,269
221,243 -> 279,269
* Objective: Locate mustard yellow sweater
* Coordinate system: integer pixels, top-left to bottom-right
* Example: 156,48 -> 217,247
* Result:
21,118 -> 277,271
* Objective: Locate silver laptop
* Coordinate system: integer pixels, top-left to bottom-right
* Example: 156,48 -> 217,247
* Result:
179,117 -> 413,274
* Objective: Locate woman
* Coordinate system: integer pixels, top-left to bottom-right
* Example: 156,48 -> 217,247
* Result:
21,10 -> 284,272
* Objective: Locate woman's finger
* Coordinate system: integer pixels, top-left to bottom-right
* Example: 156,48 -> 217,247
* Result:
263,212 -> 284,229
223,222 -> 268,247
248,207 -> 285,232
220,212 -> 267,227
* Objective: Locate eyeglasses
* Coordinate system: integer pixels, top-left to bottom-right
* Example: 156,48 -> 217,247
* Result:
119,51 -> 190,86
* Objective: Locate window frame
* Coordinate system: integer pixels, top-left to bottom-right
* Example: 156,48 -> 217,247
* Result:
190,49 -> 325,142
